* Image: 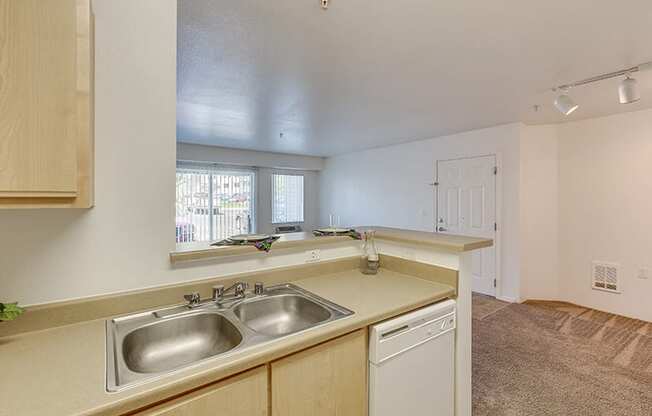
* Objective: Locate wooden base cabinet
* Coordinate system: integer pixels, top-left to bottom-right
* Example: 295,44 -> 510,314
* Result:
271,329 -> 367,416
129,330 -> 367,416
133,366 -> 268,416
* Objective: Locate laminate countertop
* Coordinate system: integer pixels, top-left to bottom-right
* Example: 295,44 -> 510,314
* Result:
0,269 -> 455,416
170,227 -> 493,263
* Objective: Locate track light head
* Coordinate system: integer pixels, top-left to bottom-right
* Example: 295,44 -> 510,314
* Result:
550,61 -> 650,113
554,93 -> 579,116
618,76 -> 640,104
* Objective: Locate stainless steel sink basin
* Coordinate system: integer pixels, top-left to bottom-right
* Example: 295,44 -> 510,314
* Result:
106,284 -> 353,391
122,313 -> 242,374
234,293 -> 332,336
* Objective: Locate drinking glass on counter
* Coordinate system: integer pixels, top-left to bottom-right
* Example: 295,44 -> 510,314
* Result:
328,214 -> 341,231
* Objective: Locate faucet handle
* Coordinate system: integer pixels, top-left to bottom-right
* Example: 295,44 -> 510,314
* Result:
234,282 -> 249,297
254,282 -> 265,295
212,285 -> 225,301
183,292 -> 201,306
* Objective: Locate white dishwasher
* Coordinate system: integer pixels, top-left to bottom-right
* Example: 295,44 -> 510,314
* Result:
369,299 -> 456,416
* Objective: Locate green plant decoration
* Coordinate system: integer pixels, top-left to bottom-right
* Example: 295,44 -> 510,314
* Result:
0,302 -> 24,322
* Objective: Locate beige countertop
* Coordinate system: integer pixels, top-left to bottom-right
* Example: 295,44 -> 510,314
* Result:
170,227 -> 493,263
358,226 -> 493,252
170,231 -> 353,262
0,269 -> 454,416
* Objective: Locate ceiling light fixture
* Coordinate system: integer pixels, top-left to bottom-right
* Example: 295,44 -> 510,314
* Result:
618,75 -> 640,104
551,61 -> 651,115
554,91 -> 579,115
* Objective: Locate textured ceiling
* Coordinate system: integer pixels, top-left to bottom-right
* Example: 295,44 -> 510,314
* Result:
177,0 -> 652,156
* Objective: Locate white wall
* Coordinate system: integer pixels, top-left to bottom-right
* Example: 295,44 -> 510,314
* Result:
178,143 -> 323,234
519,125 -> 559,301
558,108 -> 652,321
321,111 -> 652,321
320,137 -> 436,230
0,1 -> 516,308
1,0 -> 649,322
320,123 -> 523,302
0,0 -> 347,307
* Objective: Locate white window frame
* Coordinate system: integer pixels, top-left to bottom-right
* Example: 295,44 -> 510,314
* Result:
176,161 -> 257,242
271,172 -> 305,225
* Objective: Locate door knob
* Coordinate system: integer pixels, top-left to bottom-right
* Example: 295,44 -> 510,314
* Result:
438,227 -> 447,232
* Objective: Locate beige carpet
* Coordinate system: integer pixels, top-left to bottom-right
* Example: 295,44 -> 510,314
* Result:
472,294 -> 652,415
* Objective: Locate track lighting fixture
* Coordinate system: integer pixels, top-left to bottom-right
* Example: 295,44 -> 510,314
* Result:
618,75 -> 640,104
554,91 -> 579,115
551,61 -> 651,115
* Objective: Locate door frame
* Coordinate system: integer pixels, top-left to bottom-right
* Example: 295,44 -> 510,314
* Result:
434,153 -> 504,300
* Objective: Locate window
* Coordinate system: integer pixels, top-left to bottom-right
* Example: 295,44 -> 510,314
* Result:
176,163 -> 255,243
272,174 -> 304,224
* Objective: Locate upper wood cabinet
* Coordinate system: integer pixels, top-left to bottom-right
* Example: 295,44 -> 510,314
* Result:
0,0 -> 94,208
271,329 -> 368,416
133,366 -> 268,416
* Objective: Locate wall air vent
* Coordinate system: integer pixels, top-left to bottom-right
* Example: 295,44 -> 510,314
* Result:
275,225 -> 302,234
591,261 -> 620,293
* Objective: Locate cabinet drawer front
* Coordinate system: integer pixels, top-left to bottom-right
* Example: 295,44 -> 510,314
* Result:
133,366 -> 268,416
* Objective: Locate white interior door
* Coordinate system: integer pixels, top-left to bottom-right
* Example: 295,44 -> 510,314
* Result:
436,156 -> 496,296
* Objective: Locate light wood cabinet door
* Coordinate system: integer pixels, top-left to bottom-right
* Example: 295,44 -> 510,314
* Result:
0,0 -> 93,208
133,366 -> 268,416
271,329 -> 367,416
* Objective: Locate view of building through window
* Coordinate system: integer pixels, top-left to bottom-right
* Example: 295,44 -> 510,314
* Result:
272,174 -> 304,224
176,165 -> 255,242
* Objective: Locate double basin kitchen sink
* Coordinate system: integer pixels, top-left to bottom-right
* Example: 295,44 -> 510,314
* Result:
106,284 -> 353,391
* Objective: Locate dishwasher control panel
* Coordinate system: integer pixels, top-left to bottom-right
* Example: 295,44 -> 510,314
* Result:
369,299 -> 456,364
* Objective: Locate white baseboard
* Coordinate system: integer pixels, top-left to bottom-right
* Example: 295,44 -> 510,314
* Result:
496,295 -> 518,303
